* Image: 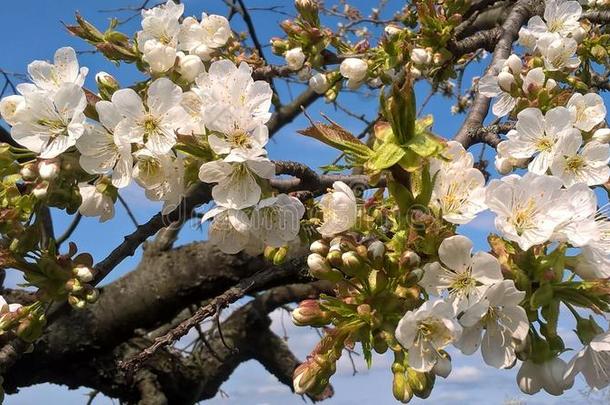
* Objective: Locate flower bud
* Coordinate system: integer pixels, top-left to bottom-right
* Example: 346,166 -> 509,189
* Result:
177,54 -> 205,82
410,67 -> 422,79
368,269 -> 388,294
572,26 -> 586,43
339,58 -> 367,82
506,54 -> 522,75
575,315 -> 604,345
65,278 -> 84,293
310,240 -> 329,256
545,78 -> 557,91
367,240 -> 385,268
295,0 -> 319,25
393,370 -> 414,403
593,128 -> 610,143
95,71 -> 120,99
385,24 -> 403,37
408,369 -> 434,399
68,294 -> 86,309
307,253 -> 343,282
273,246 -> 288,265
270,37 -> 289,55
85,288 -> 99,304
497,71 -> 516,92
32,182 -> 49,199
285,47 -> 306,71
293,357 -> 330,395
38,160 -> 60,180
341,251 -> 366,276
73,265 -> 94,283
326,247 -> 343,267
309,73 -> 330,94
20,164 -> 37,181
399,251 -> 421,270
411,48 -> 431,66
292,299 -> 329,327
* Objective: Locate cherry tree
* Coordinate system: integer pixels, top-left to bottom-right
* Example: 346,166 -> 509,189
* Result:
0,0 -> 609,403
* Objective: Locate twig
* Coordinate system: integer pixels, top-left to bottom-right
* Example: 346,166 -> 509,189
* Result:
117,194 -> 139,227
56,213 -> 83,246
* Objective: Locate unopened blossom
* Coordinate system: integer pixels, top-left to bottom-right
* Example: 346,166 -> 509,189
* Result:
37,159 -> 60,180
420,235 -> 503,312
309,73 -> 330,94
339,58 -> 368,88
395,300 -> 462,376
18,47 -> 88,95
176,53 -> 205,82
551,133 -> 610,187
564,330 -> 610,390
198,154 -> 275,209
285,47 -> 306,71
141,41 -> 177,73
201,206 -> 251,254
411,48 -> 431,66
178,13 -> 231,61
478,55 -> 522,117
251,194 -> 305,247
112,78 -> 190,154
521,67 -> 547,95
503,107 -> 579,174
196,60 -> 273,126
11,83 -> 86,158
77,183 -> 115,222
457,280 -> 529,369
517,358 -> 574,396
317,181 -> 357,237
485,173 -> 568,250
0,295 -> 22,318
566,92 -> 607,132
430,166 -> 486,225
77,101 -> 133,188
538,35 -> 580,71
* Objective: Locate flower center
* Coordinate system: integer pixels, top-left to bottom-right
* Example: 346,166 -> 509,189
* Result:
37,118 -> 68,137
512,199 -> 537,236
565,155 -> 585,172
535,137 -> 554,152
229,131 -> 252,149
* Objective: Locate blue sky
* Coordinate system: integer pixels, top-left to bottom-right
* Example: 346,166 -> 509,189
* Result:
0,1 -> 606,404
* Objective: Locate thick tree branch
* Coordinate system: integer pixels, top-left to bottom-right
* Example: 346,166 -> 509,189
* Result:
454,0 -> 538,148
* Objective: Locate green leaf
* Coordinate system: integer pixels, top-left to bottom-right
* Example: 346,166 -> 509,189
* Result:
298,121 -> 372,163
366,142 -> 406,172
388,179 -> 414,216
405,132 -> 445,158
381,79 -> 416,145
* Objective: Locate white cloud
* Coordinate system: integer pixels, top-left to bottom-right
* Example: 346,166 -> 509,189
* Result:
447,366 -> 483,383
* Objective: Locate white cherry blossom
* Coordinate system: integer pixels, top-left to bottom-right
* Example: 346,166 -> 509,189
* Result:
132,148 -> 174,190
201,206 -> 251,254
251,194 -> 305,247
429,140 -> 474,175
198,154 -> 275,209
112,78 -> 190,154
485,173 -> 568,250
517,358 -> 574,396
317,181 -> 357,237
76,101 -> 133,188
205,106 -> 269,158
420,235 -> 503,312
525,0 -> 582,39
395,300 -> 462,376
456,280 -> 529,369
18,47 -> 88,96
144,153 -> 184,214
137,0 -> 183,73
430,166 -> 486,225
178,13 -> 231,61
503,107 -> 579,174
538,35 -> 580,71
564,330 -> 610,390
553,183 -> 600,248
550,133 -> 610,187
0,95 -> 26,126
566,92 -> 607,132
11,83 -> 86,158
195,60 -> 273,126
77,183 -> 115,222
